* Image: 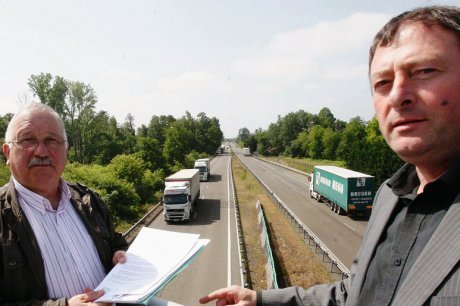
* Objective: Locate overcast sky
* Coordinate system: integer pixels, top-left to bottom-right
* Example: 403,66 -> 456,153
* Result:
1,0 -> 458,137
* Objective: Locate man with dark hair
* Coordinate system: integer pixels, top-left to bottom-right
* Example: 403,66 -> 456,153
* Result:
199,5 -> 460,306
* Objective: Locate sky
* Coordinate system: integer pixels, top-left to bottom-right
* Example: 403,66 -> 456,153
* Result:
1,0 -> 458,138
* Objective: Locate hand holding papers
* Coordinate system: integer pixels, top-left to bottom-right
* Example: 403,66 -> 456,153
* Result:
95,227 -> 209,304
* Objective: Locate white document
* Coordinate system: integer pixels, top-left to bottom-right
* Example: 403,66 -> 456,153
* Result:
95,227 -> 209,304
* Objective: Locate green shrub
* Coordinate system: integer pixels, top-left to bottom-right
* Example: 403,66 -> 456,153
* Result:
0,164 -> 10,186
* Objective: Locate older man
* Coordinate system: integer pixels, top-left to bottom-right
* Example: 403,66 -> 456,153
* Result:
199,5 -> 460,306
1,103 -> 128,305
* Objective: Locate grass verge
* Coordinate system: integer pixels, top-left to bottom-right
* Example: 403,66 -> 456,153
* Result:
233,155 -> 334,290
262,156 -> 345,174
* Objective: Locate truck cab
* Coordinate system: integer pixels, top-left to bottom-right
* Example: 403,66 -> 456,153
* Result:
163,169 -> 200,222
194,158 -> 210,181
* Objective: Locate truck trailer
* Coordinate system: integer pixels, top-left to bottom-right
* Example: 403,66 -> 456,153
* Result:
242,147 -> 251,156
163,169 -> 200,222
194,158 -> 211,181
309,165 -> 375,217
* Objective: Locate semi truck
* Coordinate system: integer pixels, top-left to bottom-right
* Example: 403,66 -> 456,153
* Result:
242,147 -> 251,156
163,169 -> 200,222
194,158 -> 211,181
309,165 -> 375,217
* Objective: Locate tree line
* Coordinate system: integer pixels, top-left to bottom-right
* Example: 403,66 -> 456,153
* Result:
236,108 -> 403,186
0,73 -> 224,224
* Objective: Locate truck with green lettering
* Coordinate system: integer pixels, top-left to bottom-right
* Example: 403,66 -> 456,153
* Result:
309,165 -> 375,218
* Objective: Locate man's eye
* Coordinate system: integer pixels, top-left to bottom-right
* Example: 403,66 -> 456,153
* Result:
413,68 -> 437,76
19,137 -> 37,145
373,80 -> 391,91
45,138 -> 60,145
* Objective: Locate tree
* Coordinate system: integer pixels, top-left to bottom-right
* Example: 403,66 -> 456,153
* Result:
322,128 -> 341,160
364,117 -> 403,185
317,107 -> 335,130
0,113 -> 13,163
237,127 -> 251,145
163,116 -> 195,164
65,81 -> 98,163
28,73 -> 68,116
195,112 -> 223,154
146,115 -> 176,147
337,117 -> 367,171
308,125 -> 325,159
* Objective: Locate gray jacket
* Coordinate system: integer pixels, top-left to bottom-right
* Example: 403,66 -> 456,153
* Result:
260,178 -> 460,306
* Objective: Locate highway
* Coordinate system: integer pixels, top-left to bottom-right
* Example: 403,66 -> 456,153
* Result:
145,148 -> 368,305
149,154 -> 243,306
235,147 -> 368,268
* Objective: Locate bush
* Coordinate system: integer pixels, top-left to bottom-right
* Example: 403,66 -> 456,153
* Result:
0,164 -> 10,186
64,162 -> 140,221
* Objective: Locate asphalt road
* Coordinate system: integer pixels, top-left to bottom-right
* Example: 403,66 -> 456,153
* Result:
235,148 -> 368,268
148,154 -> 243,306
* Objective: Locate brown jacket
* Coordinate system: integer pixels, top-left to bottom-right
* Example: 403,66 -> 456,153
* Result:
0,180 -> 128,306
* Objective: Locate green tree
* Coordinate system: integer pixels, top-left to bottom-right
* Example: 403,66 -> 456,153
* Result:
28,73 -> 68,116
317,107 -> 335,130
237,127 -> 251,146
163,116 -> 195,164
146,115 -> 176,147
364,117 -> 403,185
322,128 -> 341,160
308,125 -> 325,159
337,117 -> 367,171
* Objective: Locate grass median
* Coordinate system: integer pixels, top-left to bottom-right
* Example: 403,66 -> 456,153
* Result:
232,155 -> 334,290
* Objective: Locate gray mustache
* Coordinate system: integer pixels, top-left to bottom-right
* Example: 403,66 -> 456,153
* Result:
28,157 -> 53,167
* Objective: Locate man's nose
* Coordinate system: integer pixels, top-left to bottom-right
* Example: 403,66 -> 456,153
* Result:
33,140 -> 50,156
389,75 -> 416,109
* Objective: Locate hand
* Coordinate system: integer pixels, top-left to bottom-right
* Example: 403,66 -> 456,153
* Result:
112,250 -> 127,265
68,289 -> 110,306
199,285 -> 257,306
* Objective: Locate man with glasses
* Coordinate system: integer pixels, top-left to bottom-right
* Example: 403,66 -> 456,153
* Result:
1,102 -> 128,305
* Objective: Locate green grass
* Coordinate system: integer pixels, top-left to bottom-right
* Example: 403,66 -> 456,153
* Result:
263,156 -> 345,174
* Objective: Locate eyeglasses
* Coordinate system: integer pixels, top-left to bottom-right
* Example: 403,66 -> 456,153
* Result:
8,137 -> 67,151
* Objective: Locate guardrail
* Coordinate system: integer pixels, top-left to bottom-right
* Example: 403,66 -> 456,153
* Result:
123,202 -> 163,243
235,153 -> 350,279
256,200 -> 279,289
231,155 -> 253,289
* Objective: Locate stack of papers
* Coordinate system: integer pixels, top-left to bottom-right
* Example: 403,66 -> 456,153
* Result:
95,227 -> 209,304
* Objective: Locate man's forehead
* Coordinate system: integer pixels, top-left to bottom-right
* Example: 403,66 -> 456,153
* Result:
14,111 -> 61,132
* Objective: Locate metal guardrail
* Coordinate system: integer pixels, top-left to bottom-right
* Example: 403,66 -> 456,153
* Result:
230,155 -> 253,289
236,153 -> 350,279
123,202 -> 163,244
256,200 -> 279,289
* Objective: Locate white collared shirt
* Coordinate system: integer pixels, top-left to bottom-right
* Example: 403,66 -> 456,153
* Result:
14,178 -> 106,298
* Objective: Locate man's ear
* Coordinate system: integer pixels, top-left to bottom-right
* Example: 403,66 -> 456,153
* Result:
2,143 -> 11,165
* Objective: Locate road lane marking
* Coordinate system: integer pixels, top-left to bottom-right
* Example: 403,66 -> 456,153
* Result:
343,222 -> 356,232
227,157 -> 232,286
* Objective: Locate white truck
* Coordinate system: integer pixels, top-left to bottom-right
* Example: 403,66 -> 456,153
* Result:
242,147 -> 251,156
163,169 -> 200,222
194,158 -> 211,181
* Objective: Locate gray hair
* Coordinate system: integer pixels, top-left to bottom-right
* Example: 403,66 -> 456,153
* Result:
369,5 -> 460,69
4,102 -> 68,146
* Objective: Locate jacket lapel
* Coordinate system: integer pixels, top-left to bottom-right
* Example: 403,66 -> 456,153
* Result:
392,195 -> 460,306
347,184 -> 400,305
4,181 -> 47,292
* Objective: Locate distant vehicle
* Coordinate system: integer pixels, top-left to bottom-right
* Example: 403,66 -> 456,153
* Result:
194,158 -> 211,181
242,147 -> 251,156
219,144 -> 226,153
309,165 -> 375,218
163,169 -> 200,222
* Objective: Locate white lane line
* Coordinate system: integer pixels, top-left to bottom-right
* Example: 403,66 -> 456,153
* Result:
227,157 -> 232,286
286,174 -> 308,185
343,222 -> 356,232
